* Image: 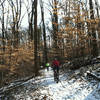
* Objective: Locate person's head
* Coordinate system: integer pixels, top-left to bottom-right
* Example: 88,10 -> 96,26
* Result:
54,58 -> 57,60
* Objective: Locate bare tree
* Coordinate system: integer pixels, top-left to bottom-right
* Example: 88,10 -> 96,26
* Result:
40,0 -> 48,66
34,0 -> 39,75
7,0 -> 22,48
0,0 -> 5,51
25,0 -> 34,41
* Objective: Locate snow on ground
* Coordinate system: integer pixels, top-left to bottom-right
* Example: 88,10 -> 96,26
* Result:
0,67 -> 100,100
33,68 -> 100,100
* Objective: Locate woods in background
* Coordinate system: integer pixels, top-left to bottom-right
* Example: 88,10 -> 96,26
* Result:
0,0 -> 100,87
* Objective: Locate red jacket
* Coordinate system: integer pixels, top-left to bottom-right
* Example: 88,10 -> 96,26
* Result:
52,60 -> 60,67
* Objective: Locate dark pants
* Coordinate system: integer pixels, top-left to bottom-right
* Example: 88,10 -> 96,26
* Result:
53,66 -> 59,82
53,66 -> 59,73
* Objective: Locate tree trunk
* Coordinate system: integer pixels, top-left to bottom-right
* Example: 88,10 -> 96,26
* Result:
89,0 -> 98,57
52,0 -> 59,57
30,1 -> 34,41
34,0 -> 39,75
40,0 -> 48,65
1,3 -> 5,52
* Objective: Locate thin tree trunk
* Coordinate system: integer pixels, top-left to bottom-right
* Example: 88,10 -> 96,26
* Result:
1,3 -> 5,52
40,0 -> 48,65
52,0 -> 59,57
89,0 -> 98,57
34,0 -> 39,75
30,1 -> 34,40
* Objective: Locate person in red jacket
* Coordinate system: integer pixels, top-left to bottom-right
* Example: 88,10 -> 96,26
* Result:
52,58 -> 60,83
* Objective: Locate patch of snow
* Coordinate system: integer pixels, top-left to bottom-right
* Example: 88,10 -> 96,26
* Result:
35,69 -> 98,100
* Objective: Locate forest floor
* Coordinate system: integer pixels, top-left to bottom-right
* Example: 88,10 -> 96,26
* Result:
0,64 -> 100,100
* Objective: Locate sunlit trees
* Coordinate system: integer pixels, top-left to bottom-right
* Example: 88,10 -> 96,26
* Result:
47,0 -> 100,61
0,0 -> 100,87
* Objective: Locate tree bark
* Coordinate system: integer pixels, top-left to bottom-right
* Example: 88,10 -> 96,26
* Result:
40,0 -> 48,65
52,0 -> 59,57
1,2 -> 5,51
34,0 -> 39,75
89,0 -> 98,57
